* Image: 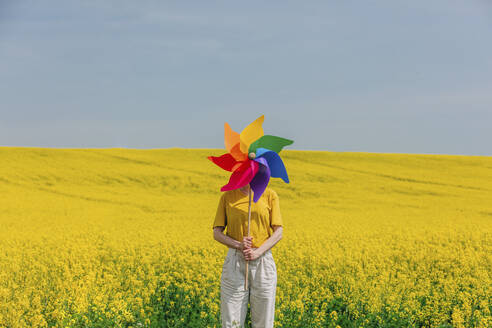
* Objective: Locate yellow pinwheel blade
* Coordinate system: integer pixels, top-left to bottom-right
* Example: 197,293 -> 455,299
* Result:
240,115 -> 264,154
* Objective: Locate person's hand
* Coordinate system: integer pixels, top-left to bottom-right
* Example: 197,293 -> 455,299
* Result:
240,236 -> 252,251
243,248 -> 261,261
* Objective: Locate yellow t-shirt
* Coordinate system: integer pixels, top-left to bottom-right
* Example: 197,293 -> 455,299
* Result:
212,187 -> 283,248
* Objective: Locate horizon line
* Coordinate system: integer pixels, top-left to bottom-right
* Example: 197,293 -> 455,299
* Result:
0,145 -> 490,158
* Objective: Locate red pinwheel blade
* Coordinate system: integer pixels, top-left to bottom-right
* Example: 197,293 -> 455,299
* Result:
207,153 -> 240,172
220,160 -> 259,191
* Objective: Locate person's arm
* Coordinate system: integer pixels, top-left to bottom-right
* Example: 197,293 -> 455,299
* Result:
213,226 -> 249,250
243,225 -> 283,260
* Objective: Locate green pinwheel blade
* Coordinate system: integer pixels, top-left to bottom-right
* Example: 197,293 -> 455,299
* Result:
249,135 -> 294,154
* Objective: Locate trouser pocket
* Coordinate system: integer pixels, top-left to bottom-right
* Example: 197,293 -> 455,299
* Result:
221,250 -> 240,286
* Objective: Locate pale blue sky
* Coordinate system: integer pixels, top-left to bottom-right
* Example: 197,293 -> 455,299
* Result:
1,0 -> 491,155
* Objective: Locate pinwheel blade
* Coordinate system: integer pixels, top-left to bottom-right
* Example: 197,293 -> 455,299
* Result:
248,135 -> 294,154
224,122 -> 240,153
220,160 -> 259,191
256,147 -> 290,183
230,142 -> 248,162
250,157 -> 271,202
240,115 -> 264,154
207,153 -> 239,172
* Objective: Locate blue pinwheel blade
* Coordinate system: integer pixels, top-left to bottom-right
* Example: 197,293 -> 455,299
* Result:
256,147 -> 290,183
255,147 -> 271,158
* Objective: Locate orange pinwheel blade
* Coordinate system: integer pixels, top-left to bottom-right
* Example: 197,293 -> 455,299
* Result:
224,123 -> 239,153
230,142 -> 247,161
225,123 -> 247,161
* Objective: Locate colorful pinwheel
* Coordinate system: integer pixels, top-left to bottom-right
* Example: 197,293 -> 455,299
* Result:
207,114 -> 293,202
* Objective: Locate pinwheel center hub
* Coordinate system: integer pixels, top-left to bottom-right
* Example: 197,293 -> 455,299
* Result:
248,152 -> 256,160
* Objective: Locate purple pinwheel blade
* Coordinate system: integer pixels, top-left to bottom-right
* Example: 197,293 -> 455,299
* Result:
250,157 -> 271,202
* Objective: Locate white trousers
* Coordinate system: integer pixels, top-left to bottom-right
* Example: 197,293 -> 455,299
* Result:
220,247 -> 277,328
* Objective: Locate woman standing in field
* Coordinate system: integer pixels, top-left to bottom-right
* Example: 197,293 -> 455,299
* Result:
212,183 -> 283,328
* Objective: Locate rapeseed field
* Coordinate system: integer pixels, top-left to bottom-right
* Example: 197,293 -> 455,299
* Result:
0,147 -> 490,328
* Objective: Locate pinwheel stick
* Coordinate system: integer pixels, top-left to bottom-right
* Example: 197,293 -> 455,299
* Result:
244,186 -> 252,290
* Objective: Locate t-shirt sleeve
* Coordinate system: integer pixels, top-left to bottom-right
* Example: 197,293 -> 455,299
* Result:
270,190 -> 283,227
212,193 -> 227,228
